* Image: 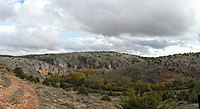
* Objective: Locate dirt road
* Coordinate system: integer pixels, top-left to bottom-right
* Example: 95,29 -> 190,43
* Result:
0,65 -> 39,109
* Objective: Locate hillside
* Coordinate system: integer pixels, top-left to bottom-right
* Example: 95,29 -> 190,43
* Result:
1,51 -> 200,82
0,51 -> 142,79
0,65 -> 39,108
1,51 -> 200,109
0,65 -> 117,109
106,52 -> 200,83
22,51 -> 142,70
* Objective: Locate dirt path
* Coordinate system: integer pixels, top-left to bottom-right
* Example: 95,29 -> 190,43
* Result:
0,66 -> 39,109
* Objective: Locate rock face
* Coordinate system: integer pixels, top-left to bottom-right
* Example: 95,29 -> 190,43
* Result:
0,51 -> 143,78
23,51 -> 142,70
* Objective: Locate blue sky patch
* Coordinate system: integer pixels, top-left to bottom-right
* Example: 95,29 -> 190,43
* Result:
60,32 -> 83,39
18,0 -> 25,4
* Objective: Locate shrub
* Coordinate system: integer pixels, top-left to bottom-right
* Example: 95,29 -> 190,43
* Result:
13,67 -> 23,76
71,72 -> 86,81
188,81 -> 200,103
51,81 -> 58,87
13,67 -> 27,79
19,73 -> 27,79
60,82 -> 67,89
121,90 -> 164,109
101,94 -> 111,101
13,67 -> 40,83
51,73 -> 61,83
82,78 -> 101,90
36,77 -> 40,83
78,85 -> 89,95
26,75 -> 37,83
43,78 -> 50,86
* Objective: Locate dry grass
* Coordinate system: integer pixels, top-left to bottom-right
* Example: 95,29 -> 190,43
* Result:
0,75 -> 11,88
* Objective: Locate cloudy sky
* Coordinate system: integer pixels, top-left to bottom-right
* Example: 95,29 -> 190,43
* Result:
0,0 -> 200,56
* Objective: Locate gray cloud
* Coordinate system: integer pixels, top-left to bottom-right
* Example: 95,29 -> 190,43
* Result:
51,0 -> 197,36
62,36 -> 177,56
127,39 -> 176,49
0,3 -> 16,21
0,29 -> 63,50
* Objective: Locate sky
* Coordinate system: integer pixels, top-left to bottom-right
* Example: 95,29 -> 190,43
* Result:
0,0 -> 200,57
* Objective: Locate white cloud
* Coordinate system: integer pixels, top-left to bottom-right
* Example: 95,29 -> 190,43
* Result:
0,0 -> 200,56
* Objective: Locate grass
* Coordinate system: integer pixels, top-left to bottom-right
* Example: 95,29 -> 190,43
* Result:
0,75 -> 11,88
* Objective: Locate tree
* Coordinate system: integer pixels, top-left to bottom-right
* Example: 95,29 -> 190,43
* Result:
71,72 -> 86,81
83,68 -> 96,77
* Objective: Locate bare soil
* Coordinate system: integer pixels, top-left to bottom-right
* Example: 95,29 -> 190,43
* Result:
0,66 -> 39,109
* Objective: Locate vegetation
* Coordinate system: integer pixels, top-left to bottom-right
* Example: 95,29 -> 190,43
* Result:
11,51 -> 200,109
78,85 -> 89,95
121,90 -> 171,109
101,94 -> 111,101
43,78 -> 50,86
13,67 -> 39,83
13,66 -> 200,108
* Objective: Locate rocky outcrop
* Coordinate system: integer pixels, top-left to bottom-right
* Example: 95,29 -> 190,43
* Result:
0,52 -> 143,78
22,51 -> 142,70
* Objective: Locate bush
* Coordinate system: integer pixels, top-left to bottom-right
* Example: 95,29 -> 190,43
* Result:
101,94 -> 111,101
80,78 -> 101,90
36,77 -> 40,83
51,73 -> 61,83
71,72 -> 86,81
13,67 -> 27,79
19,73 -> 27,79
188,81 -> 200,103
13,67 -> 39,83
60,82 -> 67,89
26,75 -> 37,83
43,78 -> 50,86
121,90 -> 165,109
78,85 -> 89,95
51,81 -> 58,87
102,91 -> 121,96
13,67 -> 23,76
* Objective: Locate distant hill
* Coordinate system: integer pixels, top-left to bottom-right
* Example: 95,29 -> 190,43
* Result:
0,51 -> 142,79
22,51 -> 142,70
106,52 -> 200,83
1,51 -> 200,83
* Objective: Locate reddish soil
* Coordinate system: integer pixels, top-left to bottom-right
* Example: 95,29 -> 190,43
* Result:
0,66 -> 39,109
